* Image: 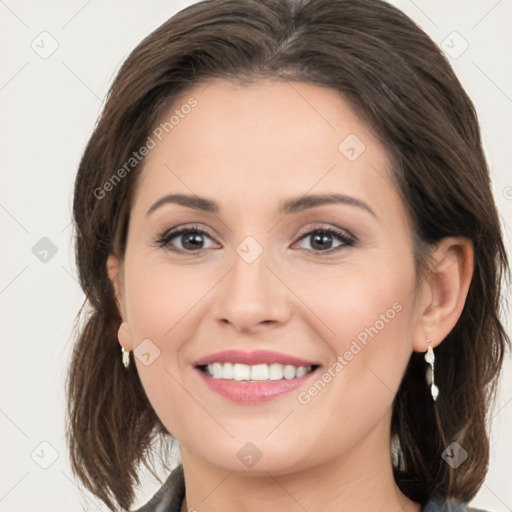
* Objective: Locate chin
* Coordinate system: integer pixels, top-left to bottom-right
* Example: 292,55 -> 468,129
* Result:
193,441 -> 312,476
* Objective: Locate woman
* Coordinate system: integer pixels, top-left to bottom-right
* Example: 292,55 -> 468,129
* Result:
66,0 -> 510,511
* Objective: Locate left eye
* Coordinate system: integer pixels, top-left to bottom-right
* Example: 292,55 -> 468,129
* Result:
293,227 -> 354,253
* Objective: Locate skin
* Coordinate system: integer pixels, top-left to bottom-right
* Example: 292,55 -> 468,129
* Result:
107,79 -> 473,512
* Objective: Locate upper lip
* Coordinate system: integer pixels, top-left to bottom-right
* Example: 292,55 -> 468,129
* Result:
194,350 -> 320,367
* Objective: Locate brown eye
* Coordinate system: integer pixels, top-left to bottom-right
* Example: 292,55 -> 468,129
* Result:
294,227 -> 354,253
156,226 -> 218,252
180,231 -> 207,250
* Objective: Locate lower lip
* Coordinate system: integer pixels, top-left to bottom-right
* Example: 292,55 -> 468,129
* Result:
195,367 -> 319,403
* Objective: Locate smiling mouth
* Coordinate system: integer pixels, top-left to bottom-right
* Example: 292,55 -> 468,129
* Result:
196,362 -> 320,381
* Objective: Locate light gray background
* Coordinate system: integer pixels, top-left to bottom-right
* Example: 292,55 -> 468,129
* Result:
1,1 -> 511,511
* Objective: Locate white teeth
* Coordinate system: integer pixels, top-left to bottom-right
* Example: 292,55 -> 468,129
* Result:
222,362 -> 234,379
268,363 -> 284,380
295,366 -> 308,378
283,364 -> 296,379
204,362 -> 313,380
233,363 -> 251,381
211,362 -> 223,379
250,364 -> 269,381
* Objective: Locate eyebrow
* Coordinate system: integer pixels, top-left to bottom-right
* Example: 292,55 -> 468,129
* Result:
146,192 -> 376,217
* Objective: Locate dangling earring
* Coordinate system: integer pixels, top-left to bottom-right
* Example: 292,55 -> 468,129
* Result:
424,339 -> 439,402
121,346 -> 130,368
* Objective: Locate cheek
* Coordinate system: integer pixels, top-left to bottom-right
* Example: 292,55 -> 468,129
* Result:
297,258 -> 416,395
287,271 -> 417,460
124,255 -> 217,341
294,257 -> 414,343
122,256 -> 222,429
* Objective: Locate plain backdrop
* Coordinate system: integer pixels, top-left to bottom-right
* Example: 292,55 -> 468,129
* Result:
1,1 -> 511,511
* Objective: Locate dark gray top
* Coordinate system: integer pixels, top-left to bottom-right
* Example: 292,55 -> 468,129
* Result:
132,464 -> 492,512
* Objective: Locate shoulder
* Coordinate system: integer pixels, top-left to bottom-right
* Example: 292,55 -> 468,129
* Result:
131,464 -> 185,512
422,498 -> 494,512
131,471 -> 495,512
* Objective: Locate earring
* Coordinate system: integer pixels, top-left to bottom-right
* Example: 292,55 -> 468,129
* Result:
121,346 -> 130,368
424,339 -> 439,402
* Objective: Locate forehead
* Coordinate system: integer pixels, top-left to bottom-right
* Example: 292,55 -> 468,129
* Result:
149,78 -> 382,164
131,79 -> 403,227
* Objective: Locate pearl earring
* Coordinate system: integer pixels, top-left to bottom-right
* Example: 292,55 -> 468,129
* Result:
121,346 -> 130,368
424,339 -> 439,401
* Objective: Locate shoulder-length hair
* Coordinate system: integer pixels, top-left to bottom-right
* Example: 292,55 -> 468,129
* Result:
66,0 -> 510,510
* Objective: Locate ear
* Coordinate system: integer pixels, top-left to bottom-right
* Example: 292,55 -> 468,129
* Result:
106,254 -> 134,351
412,236 -> 474,352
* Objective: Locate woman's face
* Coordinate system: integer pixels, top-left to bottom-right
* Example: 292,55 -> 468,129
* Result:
110,79 -> 427,474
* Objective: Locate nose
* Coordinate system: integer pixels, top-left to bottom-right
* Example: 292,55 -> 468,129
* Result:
211,247 -> 292,334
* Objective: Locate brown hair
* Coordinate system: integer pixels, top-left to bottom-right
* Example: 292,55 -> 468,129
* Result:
66,0 -> 510,510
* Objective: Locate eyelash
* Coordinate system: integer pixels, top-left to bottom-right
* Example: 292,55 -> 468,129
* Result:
154,224 -> 355,255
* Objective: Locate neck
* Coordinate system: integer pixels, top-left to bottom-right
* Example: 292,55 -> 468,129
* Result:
178,415 -> 421,512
